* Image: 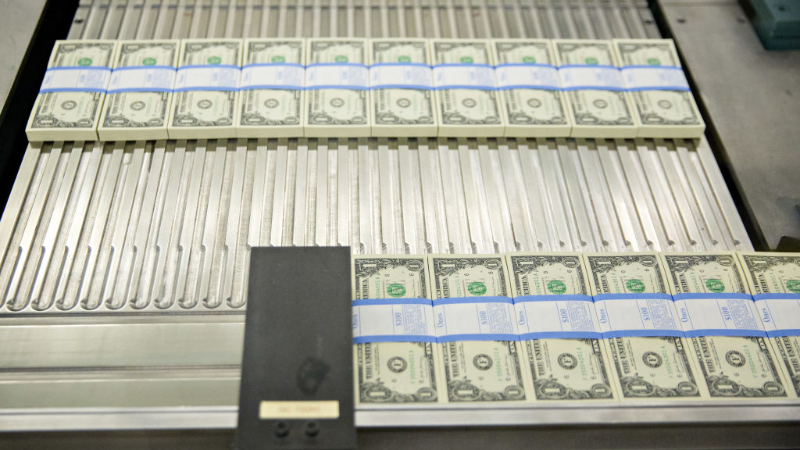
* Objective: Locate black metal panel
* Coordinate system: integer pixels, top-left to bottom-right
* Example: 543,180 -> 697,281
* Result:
236,247 -> 357,450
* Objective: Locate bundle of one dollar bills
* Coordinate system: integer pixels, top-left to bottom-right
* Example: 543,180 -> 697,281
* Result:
739,252 -> 800,398
508,253 -> 618,401
304,39 -> 371,137
615,39 -> 705,139
167,39 -> 242,139
353,256 -> 445,405
432,40 -> 505,137
369,39 -> 438,137
585,253 -> 708,401
491,39 -> 572,137
26,40 -> 118,142
236,39 -> 305,138
97,40 -> 179,141
429,255 -> 533,403
554,40 -> 639,138
662,252 -> 791,399
27,38 -> 708,141
352,252 -> 799,406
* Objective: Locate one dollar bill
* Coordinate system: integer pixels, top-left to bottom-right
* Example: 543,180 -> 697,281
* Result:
662,252 -> 788,398
508,253 -> 616,401
739,252 -> 800,397
614,39 -> 705,138
353,256 -> 444,404
553,40 -> 638,138
491,39 -> 571,137
237,39 -> 304,138
98,40 -> 179,141
585,253 -> 705,399
432,40 -> 504,137
168,39 -> 242,139
369,39 -> 437,137
305,39 -> 370,137
429,255 -> 531,402
26,40 -> 118,142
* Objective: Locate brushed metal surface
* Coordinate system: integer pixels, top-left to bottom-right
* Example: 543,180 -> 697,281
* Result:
0,0 -> 781,434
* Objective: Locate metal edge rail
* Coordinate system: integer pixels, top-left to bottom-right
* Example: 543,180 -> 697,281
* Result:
1,402 -> 799,430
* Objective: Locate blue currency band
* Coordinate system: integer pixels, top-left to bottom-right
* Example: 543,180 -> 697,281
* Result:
514,294 -> 593,303
767,329 -> 800,338
602,329 -> 685,338
239,85 -> 305,91
593,293 -> 674,301
436,333 -> 519,342
519,331 -> 602,340
107,87 -> 172,93
673,293 -> 754,301
37,64 -> 694,93
353,335 -> 438,344
753,293 -> 800,301
684,329 -> 767,338
113,65 -> 176,71
352,298 -> 432,306
433,296 -> 514,306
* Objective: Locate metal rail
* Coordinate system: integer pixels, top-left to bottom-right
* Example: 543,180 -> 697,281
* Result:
0,137 -> 751,314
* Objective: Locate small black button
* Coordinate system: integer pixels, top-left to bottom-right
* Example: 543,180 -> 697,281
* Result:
305,421 -> 320,437
274,421 -> 289,438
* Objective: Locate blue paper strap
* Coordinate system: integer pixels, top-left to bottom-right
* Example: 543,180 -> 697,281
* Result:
351,289 -> 773,343
38,64 -> 694,94
352,298 -> 432,306
594,293 -> 673,301
753,293 -> 800,301
603,329 -> 685,338
673,292 -> 753,300
519,331 -> 602,340
433,296 -> 513,305
437,333 -> 519,343
354,335 -> 438,344
514,294 -> 593,303
684,329 -> 766,338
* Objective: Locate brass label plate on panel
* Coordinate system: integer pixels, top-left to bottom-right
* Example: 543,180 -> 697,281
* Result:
259,401 -> 340,419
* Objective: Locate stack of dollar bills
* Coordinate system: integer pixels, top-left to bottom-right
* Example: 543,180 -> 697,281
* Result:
97,40 -> 179,141
26,40 -> 118,142
739,252 -> 800,398
585,253 -> 706,401
26,38 -> 709,141
352,252 -> 799,406
304,39 -> 371,137
430,255 -> 533,403
491,39 -> 571,137
662,252 -> 790,398
353,256 -> 445,405
237,39 -> 305,138
615,39 -> 705,138
432,40 -> 505,137
508,253 -> 617,401
554,39 -> 639,138
167,39 -> 242,139
369,39 -> 438,137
